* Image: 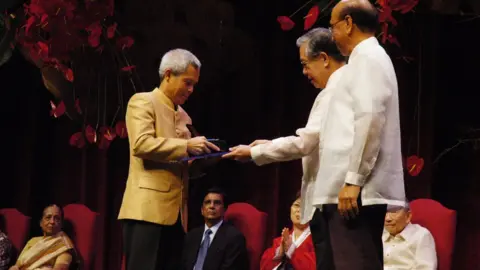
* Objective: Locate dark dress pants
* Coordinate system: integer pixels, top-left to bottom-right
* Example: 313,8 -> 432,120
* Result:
310,201 -> 386,270
123,214 -> 184,270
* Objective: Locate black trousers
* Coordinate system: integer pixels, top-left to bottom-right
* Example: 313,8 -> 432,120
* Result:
123,216 -> 184,270
310,203 -> 386,270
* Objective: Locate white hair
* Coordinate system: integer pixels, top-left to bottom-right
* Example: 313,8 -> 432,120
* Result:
158,49 -> 201,80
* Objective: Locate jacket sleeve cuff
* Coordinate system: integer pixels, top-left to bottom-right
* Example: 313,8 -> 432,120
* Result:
345,171 -> 366,186
272,246 -> 283,260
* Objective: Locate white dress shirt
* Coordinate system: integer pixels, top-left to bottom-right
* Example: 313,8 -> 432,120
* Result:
201,220 -> 223,246
313,37 -> 406,207
250,66 -> 346,223
383,223 -> 437,270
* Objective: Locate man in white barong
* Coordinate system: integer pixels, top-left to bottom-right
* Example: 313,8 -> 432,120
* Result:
223,28 -> 346,269
306,0 -> 406,269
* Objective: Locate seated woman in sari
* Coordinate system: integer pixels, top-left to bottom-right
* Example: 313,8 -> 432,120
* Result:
260,193 -> 316,270
10,205 -> 75,270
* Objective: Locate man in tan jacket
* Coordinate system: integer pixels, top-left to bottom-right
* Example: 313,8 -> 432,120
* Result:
118,48 -> 219,270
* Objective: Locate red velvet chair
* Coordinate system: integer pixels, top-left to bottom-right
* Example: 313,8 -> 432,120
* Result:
410,199 -> 457,270
225,202 -> 268,270
63,204 -> 100,270
0,208 -> 30,254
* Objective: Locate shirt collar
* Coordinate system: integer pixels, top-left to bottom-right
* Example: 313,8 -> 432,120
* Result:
324,65 -> 346,89
153,88 -> 176,111
349,36 -> 378,61
383,223 -> 414,242
204,220 -> 223,235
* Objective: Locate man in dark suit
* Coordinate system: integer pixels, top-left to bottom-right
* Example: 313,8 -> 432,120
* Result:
182,187 -> 248,270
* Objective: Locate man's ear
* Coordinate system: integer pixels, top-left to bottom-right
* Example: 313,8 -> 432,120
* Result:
164,69 -> 172,82
345,15 -> 353,35
319,52 -> 330,67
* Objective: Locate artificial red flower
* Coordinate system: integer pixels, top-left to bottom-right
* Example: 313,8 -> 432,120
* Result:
406,155 -> 424,176
386,34 -> 401,47
85,125 -> 97,143
378,5 -> 397,26
75,98 -> 82,114
115,121 -> 127,138
100,126 -> 117,141
304,5 -> 319,30
116,36 -> 134,50
276,16 -> 295,31
69,132 -> 86,148
107,23 -> 117,39
87,22 -> 102,48
50,100 -> 66,118
36,41 -> 49,60
389,0 -> 419,13
25,16 -> 37,35
121,65 -> 136,72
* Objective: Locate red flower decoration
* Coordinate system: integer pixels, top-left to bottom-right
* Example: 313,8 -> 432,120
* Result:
116,36 -> 134,50
386,34 -> 400,47
389,0 -> 419,13
85,125 -> 97,143
98,126 -> 116,150
304,6 -> 319,30
276,16 -> 295,31
50,100 -> 65,118
115,121 -> 128,138
100,126 -> 117,141
69,132 -> 86,149
406,155 -> 424,176
378,5 -> 398,26
107,23 -> 117,39
121,65 -> 136,72
75,98 -> 82,114
87,22 -> 102,48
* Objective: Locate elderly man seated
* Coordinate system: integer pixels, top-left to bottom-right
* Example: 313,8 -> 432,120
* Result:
10,205 -> 76,270
383,202 -> 437,270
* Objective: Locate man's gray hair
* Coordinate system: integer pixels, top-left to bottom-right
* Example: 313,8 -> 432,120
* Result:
296,27 -> 345,62
158,49 -> 201,80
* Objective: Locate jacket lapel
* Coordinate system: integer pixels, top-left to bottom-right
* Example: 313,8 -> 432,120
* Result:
188,228 -> 204,269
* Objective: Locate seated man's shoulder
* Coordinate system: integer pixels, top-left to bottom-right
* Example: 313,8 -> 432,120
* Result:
223,223 -> 245,241
410,224 -> 435,239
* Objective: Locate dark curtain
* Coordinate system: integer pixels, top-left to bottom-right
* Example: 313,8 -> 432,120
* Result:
1,0 -> 479,268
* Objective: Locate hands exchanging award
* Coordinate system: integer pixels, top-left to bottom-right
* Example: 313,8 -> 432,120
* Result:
222,139 -> 271,162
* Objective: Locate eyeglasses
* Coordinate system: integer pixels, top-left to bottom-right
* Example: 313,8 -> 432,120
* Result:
329,18 -> 345,31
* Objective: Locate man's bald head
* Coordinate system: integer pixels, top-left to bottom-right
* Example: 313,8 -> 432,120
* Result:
333,0 -> 378,33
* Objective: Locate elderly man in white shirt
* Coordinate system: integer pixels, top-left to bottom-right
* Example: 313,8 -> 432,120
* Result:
223,27 -> 346,269
310,0 -> 406,269
383,203 -> 437,270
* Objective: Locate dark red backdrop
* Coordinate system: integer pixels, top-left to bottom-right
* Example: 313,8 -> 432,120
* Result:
1,0 -> 480,269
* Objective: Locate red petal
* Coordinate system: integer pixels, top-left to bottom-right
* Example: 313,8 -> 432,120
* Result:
387,34 -> 401,47
85,125 -> 97,143
50,101 -> 66,118
64,68 -> 74,82
381,23 -> 388,44
406,155 -> 424,176
75,99 -> 82,114
100,126 -> 117,141
116,36 -> 134,50
87,22 -> 102,48
276,16 -> 295,31
69,132 -> 86,148
107,23 -> 117,39
304,6 -> 319,30
25,16 -> 36,35
115,121 -> 128,138
121,65 -> 136,72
